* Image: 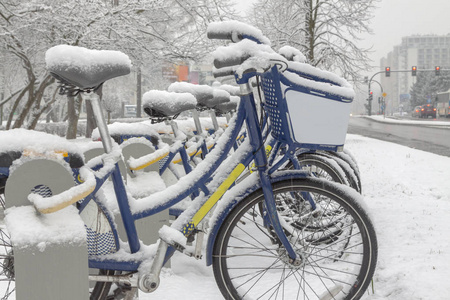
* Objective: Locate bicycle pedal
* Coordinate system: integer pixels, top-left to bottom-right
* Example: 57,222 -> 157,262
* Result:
168,241 -> 186,252
159,225 -> 187,252
194,230 -> 205,259
181,230 -> 205,259
182,247 -> 203,260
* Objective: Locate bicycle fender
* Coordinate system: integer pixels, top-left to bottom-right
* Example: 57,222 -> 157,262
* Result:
205,170 -> 309,266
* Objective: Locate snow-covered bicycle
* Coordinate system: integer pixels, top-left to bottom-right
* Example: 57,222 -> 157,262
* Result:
0,21 -> 376,300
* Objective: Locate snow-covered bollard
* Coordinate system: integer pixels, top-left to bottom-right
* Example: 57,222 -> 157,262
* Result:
4,205 -> 89,300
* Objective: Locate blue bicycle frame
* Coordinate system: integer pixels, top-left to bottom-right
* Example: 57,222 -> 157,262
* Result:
83,74 -> 301,272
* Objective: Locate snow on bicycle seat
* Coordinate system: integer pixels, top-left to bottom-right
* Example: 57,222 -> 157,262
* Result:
168,82 -> 215,107
202,88 -> 231,108
0,129 -> 84,169
45,45 -> 131,89
212,82 -> 241,96
142,90 -> 197,118
214,95 -> 239,114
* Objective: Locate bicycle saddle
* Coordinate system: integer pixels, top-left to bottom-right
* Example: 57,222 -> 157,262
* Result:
142,90 -> 197,119
214,100 -> 237,114
168,82 -> 215,106
201,89 -> 231,109
0,151 -> 22,169
0,150 -> 83,171
46,45 -> 131,89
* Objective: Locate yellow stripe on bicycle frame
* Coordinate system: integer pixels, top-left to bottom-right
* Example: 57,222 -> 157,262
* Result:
130,152 -> 169,171
191,163 -> 246,227
248,145 -> 272,174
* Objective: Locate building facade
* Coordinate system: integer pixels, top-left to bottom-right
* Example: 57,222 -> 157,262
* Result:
380,34 -> 450,114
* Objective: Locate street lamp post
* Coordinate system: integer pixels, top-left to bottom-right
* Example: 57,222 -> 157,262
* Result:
370,79 -> 385,115
367,71 -> 384,116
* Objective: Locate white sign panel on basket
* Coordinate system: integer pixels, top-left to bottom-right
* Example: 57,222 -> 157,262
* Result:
285,89 -> 352,146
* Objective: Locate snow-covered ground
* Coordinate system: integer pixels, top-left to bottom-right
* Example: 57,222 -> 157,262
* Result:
2,127 -> 449,299
138,133 -> 450,299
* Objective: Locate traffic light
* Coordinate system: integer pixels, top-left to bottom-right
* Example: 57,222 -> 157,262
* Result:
412,66 -> 417,76
435,66 -> 440,76
385,67 -> 391,77
368,91 -> 373,101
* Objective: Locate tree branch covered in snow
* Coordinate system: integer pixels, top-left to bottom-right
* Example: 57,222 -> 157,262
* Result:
410,71 -> 450,107
0,0 -> 240,134
248,0 -> 378,83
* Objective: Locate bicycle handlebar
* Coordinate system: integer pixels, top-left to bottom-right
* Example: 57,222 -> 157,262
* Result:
213,55 -> 251,69
213,67 -> 235,78
207,21 -> 271,45
207,31 -> 241,43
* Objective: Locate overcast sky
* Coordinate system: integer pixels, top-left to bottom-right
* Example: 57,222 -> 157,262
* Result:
236,0 -> 450,70
364,0 -> 450,67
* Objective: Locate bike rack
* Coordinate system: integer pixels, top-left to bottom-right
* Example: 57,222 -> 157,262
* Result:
4,158 -> 89,299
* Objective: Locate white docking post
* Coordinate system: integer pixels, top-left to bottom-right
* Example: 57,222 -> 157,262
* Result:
4,158 -> 90,300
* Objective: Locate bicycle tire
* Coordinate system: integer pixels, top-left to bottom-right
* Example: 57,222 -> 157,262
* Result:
0,225 -> 14,299
316,150 -> 362,193
212,177 -> 377,300
293,153 -> 348,185
296,152 -> 361,193
90,269 -> 114,300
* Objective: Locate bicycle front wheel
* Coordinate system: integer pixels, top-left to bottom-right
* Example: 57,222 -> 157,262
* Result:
212,177 -> 377,300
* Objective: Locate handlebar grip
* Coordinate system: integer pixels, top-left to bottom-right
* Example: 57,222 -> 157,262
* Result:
213,55 -> 250,69
207,21 -> 271,45
213,68 -> 235,78
207,31 -> 243,43
208,31 -> 230,41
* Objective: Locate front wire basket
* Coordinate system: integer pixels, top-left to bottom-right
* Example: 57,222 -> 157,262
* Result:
259,65 -> 353,152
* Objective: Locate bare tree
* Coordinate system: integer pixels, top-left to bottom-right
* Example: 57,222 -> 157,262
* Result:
249,0 -> 378,82
1,0 -> 239,137
102,94 -> 122,124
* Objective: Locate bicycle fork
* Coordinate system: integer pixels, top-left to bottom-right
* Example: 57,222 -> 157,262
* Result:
242,82 -> 300,265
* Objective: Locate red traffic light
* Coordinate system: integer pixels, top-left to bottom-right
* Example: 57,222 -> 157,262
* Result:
385,67 -> 391,77
412,66 -> 417,76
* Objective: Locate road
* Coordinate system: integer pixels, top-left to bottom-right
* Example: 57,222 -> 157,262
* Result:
347,117 -> 450,157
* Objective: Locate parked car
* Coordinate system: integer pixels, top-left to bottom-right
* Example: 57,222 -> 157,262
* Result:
420,103 -> 436,118
412,106 -> 422,117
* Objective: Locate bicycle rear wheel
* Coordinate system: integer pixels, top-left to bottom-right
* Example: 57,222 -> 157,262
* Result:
315,150 -> 362,193
212,177 -> 377,300
0,225 -> 14,299
294,153 -> 348,185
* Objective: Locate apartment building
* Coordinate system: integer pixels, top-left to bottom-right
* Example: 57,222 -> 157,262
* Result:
380,34 -> 450,114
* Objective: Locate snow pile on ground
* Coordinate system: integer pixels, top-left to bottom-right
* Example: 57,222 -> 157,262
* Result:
5,205 -> 86,250
138,134 -> 450,299
367,115 -> 450,127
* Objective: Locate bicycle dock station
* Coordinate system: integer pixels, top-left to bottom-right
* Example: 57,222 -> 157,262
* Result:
4,158 -> 89,300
